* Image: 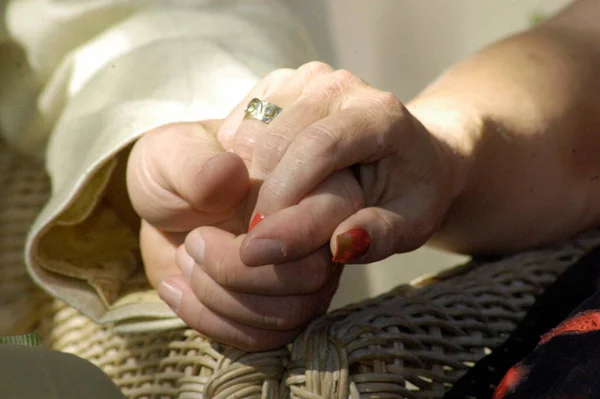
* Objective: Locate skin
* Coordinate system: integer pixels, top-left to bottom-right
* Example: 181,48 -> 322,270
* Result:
127,70 -> 358,350
127,0 -> 600,351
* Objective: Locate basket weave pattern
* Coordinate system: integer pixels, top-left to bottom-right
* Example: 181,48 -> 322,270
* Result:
3,141 -> 600,398
0,144 -> 50,337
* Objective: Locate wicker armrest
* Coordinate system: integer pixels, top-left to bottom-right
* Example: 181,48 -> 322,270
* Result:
285,231 -> 600,398
30,230 -> 598,399
3,141 -> 600,398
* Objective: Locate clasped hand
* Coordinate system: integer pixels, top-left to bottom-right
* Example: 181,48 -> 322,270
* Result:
126,62 -> 463,351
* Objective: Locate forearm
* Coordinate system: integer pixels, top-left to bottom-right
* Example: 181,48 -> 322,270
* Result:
409,0 -> 600,254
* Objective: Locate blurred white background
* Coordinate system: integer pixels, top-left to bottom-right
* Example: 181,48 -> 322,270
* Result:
280,0 -> 572,308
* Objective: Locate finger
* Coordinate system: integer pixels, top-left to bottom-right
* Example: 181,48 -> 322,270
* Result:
248,68 -> 366,189
245,62 -> 336,179
329,187 -> 446,264
157,276 -> 303,352
179,235 -> 340,295
183,262 -> 333,330
221,62 -> 335,175
240,169 -> 364,266
140,219 -> 184,288
254,89 -> 409,215
127,122 -> 250,231
217,68 -> 296,155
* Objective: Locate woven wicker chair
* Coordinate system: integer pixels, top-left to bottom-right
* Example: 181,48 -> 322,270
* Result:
3,141 -> 600,399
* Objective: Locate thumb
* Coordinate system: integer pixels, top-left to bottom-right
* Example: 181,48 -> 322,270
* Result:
330,196 -> 444,264
127,122 -> 251,232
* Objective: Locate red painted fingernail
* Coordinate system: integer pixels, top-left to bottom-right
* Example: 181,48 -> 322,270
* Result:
332,229 -> 370,263
248,213 -> 265,232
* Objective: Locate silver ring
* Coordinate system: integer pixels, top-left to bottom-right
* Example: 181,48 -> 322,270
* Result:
244,98 -> 282,124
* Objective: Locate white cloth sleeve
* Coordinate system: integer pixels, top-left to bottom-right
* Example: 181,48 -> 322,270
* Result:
0,0 -> 315,332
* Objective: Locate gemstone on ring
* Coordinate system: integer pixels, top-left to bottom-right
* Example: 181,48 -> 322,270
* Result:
243,98 -> 282,124
263,105 -> 275,117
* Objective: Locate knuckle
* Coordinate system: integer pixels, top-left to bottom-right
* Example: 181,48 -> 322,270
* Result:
346,90 -> 404,121
288,219 -> 327,263
260,129 -> 293,157
321,70 -> 350,95
265,68 -> 295,84
377,209 -> 396,239
186,233 -> 233,288
331,69 -> 361,88
371,207 -> 398,255
303,68 -> 360,99
197,278 -> 217,306
261,173 -> 296,202
183,306 -> 208,335
297,61 -> 334,78
299,124 -> 339,161
383,209 -> 432,253
259,68 -> 296,98
374,91 -> 402,113
212,261 -> 234,288
231,130 -> 255,165
304,219 -> 329,249
254,130 -> 298,176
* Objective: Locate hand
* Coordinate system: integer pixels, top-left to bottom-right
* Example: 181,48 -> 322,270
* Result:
151,65 -> 367,351
157,168 -> 356,351
160,62 -> 467,351
126,120 -> 253,288
226,62 -> 467,266
161,171 -> 355,351
125,101 -> 359,352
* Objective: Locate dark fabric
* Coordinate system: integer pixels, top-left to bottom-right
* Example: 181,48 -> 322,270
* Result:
0,345 -> 125,399
445,245 -> 600,399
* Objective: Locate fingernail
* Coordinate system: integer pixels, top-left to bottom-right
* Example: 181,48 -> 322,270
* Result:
194,234 -> 205,263
248,213 -> 265,232
158,279 -> 183,312
186,233 -> 205,264
177,249 -> 195,281
243,238 -> 284,265
332,229 -> 371,263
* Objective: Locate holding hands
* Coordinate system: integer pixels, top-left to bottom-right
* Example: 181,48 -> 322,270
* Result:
126,62 -> 468,351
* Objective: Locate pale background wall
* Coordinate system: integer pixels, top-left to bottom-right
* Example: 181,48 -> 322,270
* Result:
280,0 -> 572,309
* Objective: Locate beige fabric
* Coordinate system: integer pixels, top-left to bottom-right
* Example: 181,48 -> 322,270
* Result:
0,0 -> 315,331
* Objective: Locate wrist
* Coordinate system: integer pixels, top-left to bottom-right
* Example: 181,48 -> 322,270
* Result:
407,98 -> 482,204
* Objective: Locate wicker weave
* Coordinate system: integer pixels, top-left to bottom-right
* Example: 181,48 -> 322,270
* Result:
3,141 -> 600,399
0,144 -> 51,337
